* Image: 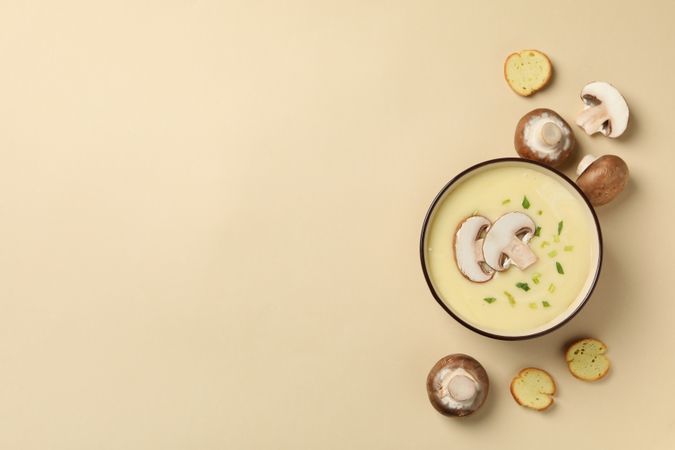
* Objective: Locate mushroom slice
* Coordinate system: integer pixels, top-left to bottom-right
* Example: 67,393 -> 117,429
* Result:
576,82 -> 629,138
514,108 -> 576,167
426,354 -> 490,417
483,212 -> 537,271
454,216 -> 494,283
576,154 -> 629,206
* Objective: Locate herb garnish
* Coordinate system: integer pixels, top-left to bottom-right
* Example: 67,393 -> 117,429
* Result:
556,262 -> 564,274
548,250 -> 558,258
483,297 -> 497,304
516,282 -> 530,292
564,245 -> 574,252
529,302 -> 538,309
522,196 -> 530,209
502,198 -> 511,205
542,301 -> 551,308
540,240 -> 550,248
548,283 -> 556,293
558,220 -> 564,235
532,273 -> 542,284
534,226 -> 541,237
504,291 -> 516,306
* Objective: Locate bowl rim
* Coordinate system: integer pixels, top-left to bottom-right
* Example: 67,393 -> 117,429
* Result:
419,157 -> 603,340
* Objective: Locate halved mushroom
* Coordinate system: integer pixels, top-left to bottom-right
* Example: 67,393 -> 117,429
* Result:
514,108 -> 576,167
454,216 -> 494,283
576,82 -> 629,138
426,354 -> 489,417
576,154 -> 629,206
483,212 -> 537,271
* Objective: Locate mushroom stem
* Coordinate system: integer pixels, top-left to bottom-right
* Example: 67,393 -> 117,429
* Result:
540,122 -> 562,147
447,374 -> 477,402
576,104 -> 610,136
577,155 -> 597,175
503,236 -> 537,270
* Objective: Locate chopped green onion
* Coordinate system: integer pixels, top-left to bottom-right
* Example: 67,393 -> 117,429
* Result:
537,210 -> 543,216
529,302 -> 538,309
502,198 -> 511,205
534,226 -> 541,237
516,282 -> 530,292
556,262 -> 564,274
483,297 -> 497,304
558,220 -> 564,235
564,245 -> 574,252
548,250 -> 558,258
532,273 -> 542,284
548,283 -> 556,293
522,196 -> 530,209
553,235 -> 560,243
542,301 -> 551,308
504,291 -> 516,306
540,241 -> 550,248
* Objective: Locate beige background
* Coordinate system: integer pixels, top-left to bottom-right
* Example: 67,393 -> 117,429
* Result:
1,1 -> 674,449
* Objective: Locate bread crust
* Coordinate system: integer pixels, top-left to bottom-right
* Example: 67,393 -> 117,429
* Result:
510,367 -> 556,411
503,50 -> 553,97
565,338 -> 610,381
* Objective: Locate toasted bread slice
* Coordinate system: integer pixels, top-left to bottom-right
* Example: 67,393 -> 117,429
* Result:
504,50 -> 552,96
510,368 -> 556,411
566,338 -> 610,381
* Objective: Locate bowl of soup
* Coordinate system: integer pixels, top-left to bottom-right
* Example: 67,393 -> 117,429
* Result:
420,158 -> 602,340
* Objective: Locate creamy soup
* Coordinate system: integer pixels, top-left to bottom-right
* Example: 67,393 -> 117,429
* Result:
423,161 -> 601,337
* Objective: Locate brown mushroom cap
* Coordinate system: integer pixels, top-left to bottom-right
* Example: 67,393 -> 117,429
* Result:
514,108 -> 576,167
576,155 -> 629,206
426,354 -> 489,417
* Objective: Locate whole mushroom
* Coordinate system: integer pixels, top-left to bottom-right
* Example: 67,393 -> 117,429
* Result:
576,82 -> 629,138
426,354 -> 489,417
576,155 -> 629,206
482,212 -> 538,271
514,108 -> 576,167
